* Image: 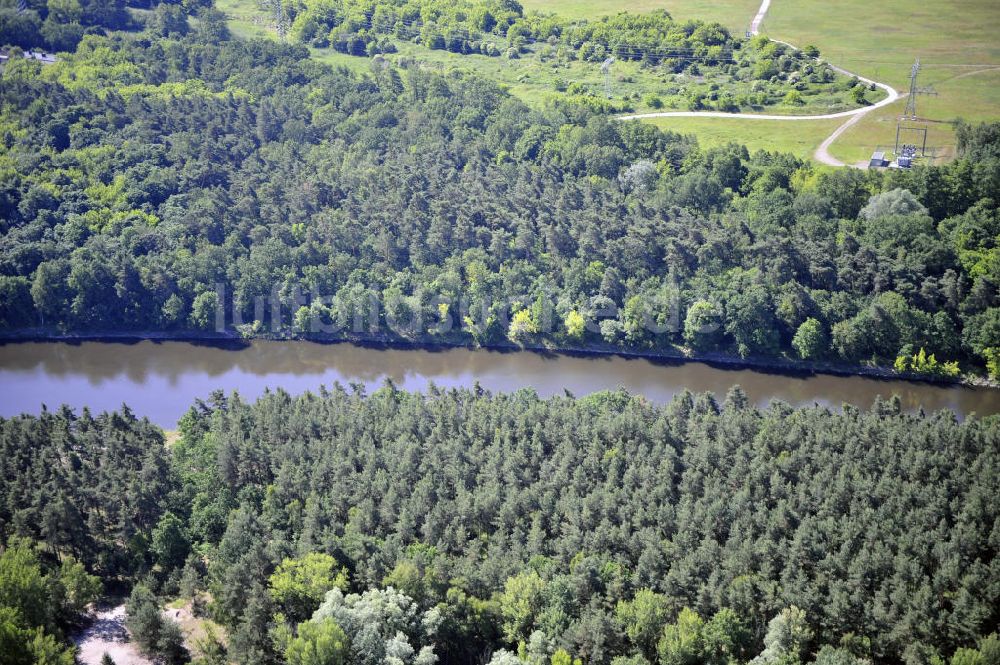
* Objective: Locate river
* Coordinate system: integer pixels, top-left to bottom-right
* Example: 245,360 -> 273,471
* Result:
0,340 -> 997,427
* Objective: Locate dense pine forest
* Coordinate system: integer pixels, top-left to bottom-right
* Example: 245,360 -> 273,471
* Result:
1,387 -> 998,663
0,12 -> 998,378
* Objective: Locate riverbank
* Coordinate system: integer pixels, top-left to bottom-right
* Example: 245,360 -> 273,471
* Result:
1,328 -> 996,391
3,338 -> 997,426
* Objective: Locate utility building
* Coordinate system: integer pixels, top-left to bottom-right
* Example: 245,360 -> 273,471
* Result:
869,151 -> 889,168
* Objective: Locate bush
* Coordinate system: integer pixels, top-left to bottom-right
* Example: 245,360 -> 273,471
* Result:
783,90 -> 804,105
893,348 -> 961,378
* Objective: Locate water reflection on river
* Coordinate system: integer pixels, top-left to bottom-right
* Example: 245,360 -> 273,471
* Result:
0,340 -> 997,426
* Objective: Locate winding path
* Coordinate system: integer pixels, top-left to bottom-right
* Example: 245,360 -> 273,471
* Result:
618,0 -> 902,166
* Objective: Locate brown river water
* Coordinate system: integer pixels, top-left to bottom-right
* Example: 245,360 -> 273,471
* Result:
0,340 -> 997,427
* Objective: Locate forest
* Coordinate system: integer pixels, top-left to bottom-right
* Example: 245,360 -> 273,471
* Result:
0,0 -> 210,53
0,386 -> 998,664
0,17 -> 998,379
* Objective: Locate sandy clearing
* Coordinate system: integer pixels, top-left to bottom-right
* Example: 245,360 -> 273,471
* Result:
73,604 -> 153,665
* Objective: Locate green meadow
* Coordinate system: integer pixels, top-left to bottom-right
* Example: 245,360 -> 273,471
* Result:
762,0 -> 1000,161
645,115 -> 842,160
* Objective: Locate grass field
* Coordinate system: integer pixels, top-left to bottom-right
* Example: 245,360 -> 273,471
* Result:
641,0 -> 1000,164
827,67 -> 1000,164
645,115 -> 842,160
383,40 -> 879,116
762,0 -> 1000,161
519,0 -> 761,32
214,0 -> 273,40
762,0 -> 1000,90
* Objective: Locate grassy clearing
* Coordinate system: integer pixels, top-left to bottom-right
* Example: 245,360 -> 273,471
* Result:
643,0 -> 1000,164
824,101 -> 949,165
644,115 -> 842,160
762,0 -> 1000,159
166,600 -> 228,658
216,0 -> 878,115
373,40 -> 880,115
761,0 -> 1000,90
214,0 -> 274,40
519,0 -> 761,31
827,68 -> 1000,164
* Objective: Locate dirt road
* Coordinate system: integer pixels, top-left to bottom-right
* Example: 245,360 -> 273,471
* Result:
749,0 -> 771,36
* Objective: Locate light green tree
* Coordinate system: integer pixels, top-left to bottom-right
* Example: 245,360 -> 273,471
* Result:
859,188 -> 927,220
312,587 -> 439,665
285,619 -> 350,665
161,294 -> 186,327
269,553 -> 348,624
615,589 -> 669,661
622,295 -> 649,345
978,633 -> 1000,665
189,291 -> 219,331
813,645 -> 868,665
487,651 -> 523,665
750,606 -> 812,664
792,318 -> 827,360
26,628 -> 75,665
508,308 -> 538,344
294,305 -> 312,333
0,538 -> 51,630
46,0 -> 83,23
499,571 -> 547,645
658,608 -> 704,665
683,301 -> 721,351
702,608 -> 751,665
58,558 -> 101,615
564,310 -> 586,340
551,649 -> 575,665
951,648 -> 984,665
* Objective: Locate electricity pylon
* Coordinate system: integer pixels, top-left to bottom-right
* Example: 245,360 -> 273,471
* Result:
601,57 -> 615,99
